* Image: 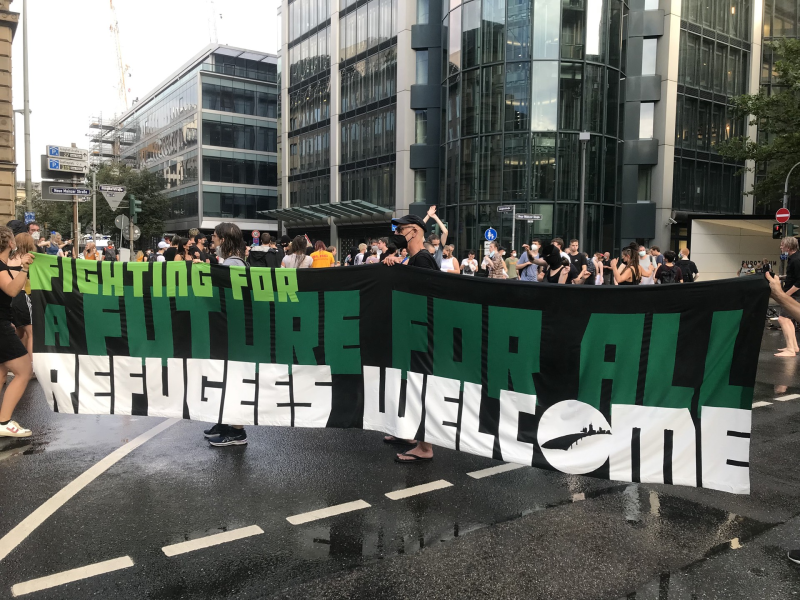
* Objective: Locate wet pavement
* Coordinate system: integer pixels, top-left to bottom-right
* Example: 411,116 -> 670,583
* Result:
0,329 -> 799,599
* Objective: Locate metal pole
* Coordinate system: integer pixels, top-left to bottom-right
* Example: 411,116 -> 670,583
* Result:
783,161 -> 800,209
511,204 -> 516,254
92,171 -> 96,242
578,132 -> 589,253
22,0 -> 32,212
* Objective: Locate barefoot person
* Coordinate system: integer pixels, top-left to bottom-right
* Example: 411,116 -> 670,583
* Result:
766,271 -> 800,565
0,226 -> 34,437
775,237 -> 800,357
384,214 -> 439,463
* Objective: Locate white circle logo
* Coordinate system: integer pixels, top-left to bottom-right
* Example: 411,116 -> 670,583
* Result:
537,400 -> 613,474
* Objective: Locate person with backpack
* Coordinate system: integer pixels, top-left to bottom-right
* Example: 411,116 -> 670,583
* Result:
655,250 -> 683,284
676,247 -> 699,282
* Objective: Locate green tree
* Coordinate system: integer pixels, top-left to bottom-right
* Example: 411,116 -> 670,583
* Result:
89,164 -> 169,249
719,38 -> 800,211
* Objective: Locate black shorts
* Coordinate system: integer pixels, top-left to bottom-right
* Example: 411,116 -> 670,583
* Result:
0,320 -> 27,363
11,293 -> 31,328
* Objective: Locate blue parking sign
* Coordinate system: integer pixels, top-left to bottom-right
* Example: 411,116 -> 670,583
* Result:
484,228 -> 497,241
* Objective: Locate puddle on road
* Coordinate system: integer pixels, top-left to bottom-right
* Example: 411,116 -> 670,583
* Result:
0,438 -> 48,462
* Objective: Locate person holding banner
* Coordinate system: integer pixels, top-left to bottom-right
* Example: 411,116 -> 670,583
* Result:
383,214 -> 439,462
765,271 -> 800,565
204,223 -> 250,447
0,226 -> 34,437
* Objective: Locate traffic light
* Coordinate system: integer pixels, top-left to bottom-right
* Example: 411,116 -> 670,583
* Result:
130,195 -> 143,224
773,223 -> 784,239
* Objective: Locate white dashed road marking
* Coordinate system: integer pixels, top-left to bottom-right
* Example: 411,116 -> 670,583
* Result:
467,463 -> 525,479
163,525 -> 264,557
11,556 -> 134,597
287,500 -> 372,525
385,480 -> 453,500
0,418 -> 179,563
752,401 -> 773,408
774,394 -> 800,401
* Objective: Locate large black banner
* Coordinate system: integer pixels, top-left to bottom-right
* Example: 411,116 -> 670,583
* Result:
29,255 -> 769,494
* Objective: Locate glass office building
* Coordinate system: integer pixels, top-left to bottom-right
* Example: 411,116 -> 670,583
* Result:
118,45 -> 280,234
278,0 -> 783,255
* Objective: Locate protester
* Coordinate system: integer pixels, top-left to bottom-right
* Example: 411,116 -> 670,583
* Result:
344,247 -> 357,266
25,221 -> 43,253
602,252 -> 612,285
0,226 -> 34,437
9,233 -> 34,366
650,246 -> 664,266
134,250 -> 145,262
422,206 -> 448,267
327,246 -> 338,265
637,245 -> 656,284
439,245 -> 459,273
610,244 -> 643,285
309,240 -> 335,268
544,244 -> 572,284
483,241 -> 505,279
155,241 -> 168,262
505,249 -> 519,280
82,242 -> 101,261
281,236 -> 313,268
517,241 -> 547,283
365,249 -> 380,264
764,270 -> 800,566
204,223 -> 249,447
758,258 -> 773,275
461,250 -> 478,276
399,248 -> 409,264
676,247 -> 699,282
592,252 -> 605,285
775,237 -> 800,357
654,250 -> 683,284
354,243 -> 367,265
192,234 -> 212,263
104,241 -> 118,262
383,214 -> 439,462
45,233 -> 64,257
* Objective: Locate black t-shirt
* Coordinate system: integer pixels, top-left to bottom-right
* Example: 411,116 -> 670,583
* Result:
188,245 -> 210,263
407,248 -> 439,270
163,248 -> 178,262
0,261 -> 15,322
784,252 -> 800,293
676,259 -> 698,283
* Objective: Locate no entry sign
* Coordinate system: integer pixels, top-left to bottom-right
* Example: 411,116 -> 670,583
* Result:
777,208 -> 791,223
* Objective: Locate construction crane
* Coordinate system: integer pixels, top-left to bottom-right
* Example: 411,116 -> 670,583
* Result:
109,0 -> 130,110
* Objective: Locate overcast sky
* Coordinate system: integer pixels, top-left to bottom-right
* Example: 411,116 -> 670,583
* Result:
11,0 -> 279,182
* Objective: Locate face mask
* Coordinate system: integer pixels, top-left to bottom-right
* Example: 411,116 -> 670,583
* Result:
216,246 -> 222,258
489,251 -> 496,258
532,244 -> 538,251
511,253 -> 517,258
638,250 -> 646,257
31,231 -> 40,240
390,233 -> 409,249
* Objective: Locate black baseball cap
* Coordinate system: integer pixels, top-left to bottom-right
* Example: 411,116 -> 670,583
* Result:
391,214 -> 427,234
279,235 -> 291,246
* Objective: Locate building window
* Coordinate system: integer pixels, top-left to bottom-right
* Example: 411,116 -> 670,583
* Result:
414,170 -> 427,202
415,110 -> 428,143
416,51 -> 429,84
642,38 -> 657,75
640,102 -> 654,139
202,155 -> 278,186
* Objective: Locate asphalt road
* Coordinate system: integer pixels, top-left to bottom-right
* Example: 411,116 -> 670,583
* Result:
0,328 -> 799,599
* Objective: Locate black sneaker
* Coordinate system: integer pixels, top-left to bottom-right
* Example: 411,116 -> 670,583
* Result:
203,423 -> 229,439
789,549 -> 800,565
208,428 -> 248,447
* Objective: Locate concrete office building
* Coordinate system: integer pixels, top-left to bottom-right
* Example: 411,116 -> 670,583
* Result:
278,0 -> 797,256
118,44 -> 279,234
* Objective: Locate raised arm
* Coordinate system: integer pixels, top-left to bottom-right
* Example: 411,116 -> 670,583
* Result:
423,205 -> 448,245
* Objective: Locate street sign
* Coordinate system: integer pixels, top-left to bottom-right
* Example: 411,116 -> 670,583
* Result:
47,145 -> 89,161
497,205 -> 514,212
515,213 -> 543,221
42,183 -> 91,201
45,157 -> 88,174
122,224 -> 141,241
114,214 -> 130,230
484,228 -> 497,241
100,185 -> 127,210
776,208 -> 791,223
251,229 -> 260,238
24,212 -> 35,224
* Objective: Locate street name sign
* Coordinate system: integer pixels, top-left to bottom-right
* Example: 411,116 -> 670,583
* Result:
47,145 -> 89,161
497,205 -> 513,212
42,184 -> 91,201
776,208 -> 791,223
515,213 -> 543,221
100,185 -> 127,210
